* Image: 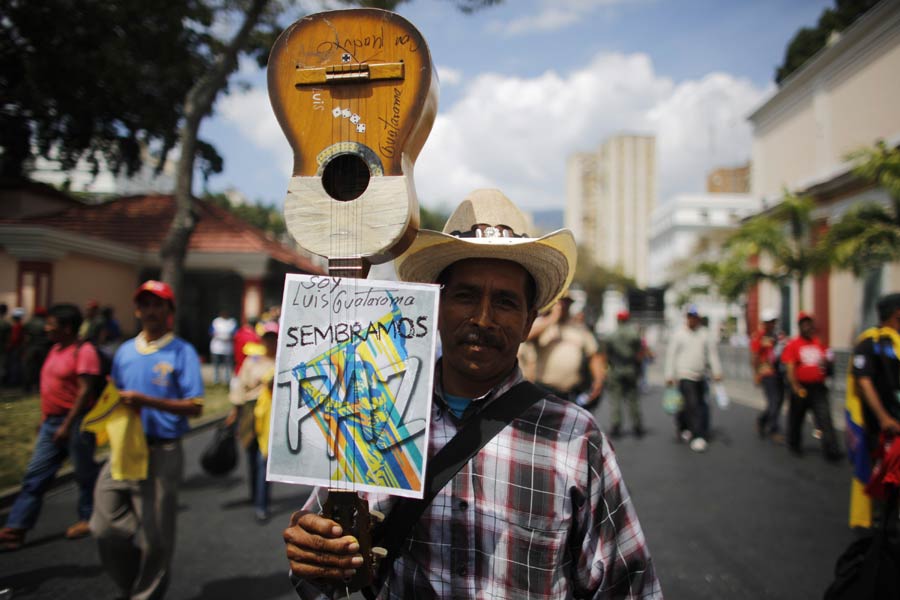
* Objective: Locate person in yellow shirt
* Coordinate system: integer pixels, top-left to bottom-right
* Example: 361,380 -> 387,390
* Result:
227,321 -> 278,522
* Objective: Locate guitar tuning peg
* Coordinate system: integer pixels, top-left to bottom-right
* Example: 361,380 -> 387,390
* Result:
369,509 -> 385,523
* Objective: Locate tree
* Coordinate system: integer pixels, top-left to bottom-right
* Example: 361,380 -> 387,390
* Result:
823,141 -> 900,275
703,191 -> 828,308
3,0 -> 502,329
775,0 -> 879,84
0,0 -> 206,179
572,247 -> 635,316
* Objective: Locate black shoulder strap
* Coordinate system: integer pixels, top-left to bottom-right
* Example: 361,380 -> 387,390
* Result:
365,380 -> 546,597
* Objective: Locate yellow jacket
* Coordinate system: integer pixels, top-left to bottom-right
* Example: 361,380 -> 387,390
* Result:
82,383 -> 148,481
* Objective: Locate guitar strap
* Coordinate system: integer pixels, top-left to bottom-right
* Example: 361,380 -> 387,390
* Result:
363,380 -> 547,599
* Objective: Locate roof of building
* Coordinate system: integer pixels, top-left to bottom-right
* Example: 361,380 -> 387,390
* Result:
0,193 -> 323,273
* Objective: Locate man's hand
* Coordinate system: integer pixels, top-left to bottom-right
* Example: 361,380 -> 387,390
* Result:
284,510 -> 364,582
879,414 -> 900,435
118,390 -> 144,407
52,420 -> 72,446
793,385 -> 807,398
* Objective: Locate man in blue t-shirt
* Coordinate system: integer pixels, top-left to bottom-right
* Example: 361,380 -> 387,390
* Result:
90,280 -> 204,600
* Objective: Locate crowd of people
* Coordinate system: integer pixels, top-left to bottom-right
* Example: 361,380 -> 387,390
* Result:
0,300 -> 122,393
1,189 -> 897,599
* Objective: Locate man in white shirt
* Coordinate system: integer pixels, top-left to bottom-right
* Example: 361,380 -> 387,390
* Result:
664,305 -> 722,452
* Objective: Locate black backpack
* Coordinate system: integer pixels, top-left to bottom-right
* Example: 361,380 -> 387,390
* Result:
824,488 -> 900,600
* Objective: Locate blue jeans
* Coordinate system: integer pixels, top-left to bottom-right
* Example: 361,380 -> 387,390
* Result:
249,441 -> 270,516
6,414 -> 99,530
211,353 -> 233,385
677,379 -> 710,441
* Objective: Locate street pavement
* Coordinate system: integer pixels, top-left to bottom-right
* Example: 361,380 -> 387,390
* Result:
1,365 -> 857,599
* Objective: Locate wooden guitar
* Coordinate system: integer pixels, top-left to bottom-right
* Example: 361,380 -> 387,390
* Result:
269,7 -> 438,270
268,8 -> 437,591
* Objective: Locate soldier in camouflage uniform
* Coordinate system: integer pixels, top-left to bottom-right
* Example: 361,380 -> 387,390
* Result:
604,311 -> 645,438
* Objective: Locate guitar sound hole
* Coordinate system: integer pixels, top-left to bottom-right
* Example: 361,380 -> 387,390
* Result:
322,154 -> 370,201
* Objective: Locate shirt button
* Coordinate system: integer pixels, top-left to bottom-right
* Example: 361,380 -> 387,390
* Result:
458,501 -> 468,510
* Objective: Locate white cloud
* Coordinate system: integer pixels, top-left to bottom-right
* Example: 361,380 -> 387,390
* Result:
497,0 -> 643,36
436,65 -> 463,86
216,49 -> 769,212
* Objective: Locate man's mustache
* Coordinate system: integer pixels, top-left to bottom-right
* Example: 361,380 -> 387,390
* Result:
458,328 -> 502,349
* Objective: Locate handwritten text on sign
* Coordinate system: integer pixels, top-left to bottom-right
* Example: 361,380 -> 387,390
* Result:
266,274 -> 439,499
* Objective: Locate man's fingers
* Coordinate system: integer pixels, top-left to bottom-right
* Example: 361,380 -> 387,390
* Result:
287,511 -> 343,537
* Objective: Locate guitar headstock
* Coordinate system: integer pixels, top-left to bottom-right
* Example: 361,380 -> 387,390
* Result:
268,9 -> 438,264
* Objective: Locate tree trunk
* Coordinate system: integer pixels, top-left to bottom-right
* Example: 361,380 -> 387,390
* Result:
158,0 -> 271,331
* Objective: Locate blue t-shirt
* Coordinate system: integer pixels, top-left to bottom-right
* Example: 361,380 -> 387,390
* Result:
112,335 -> 204,439
444,393 -> 472,419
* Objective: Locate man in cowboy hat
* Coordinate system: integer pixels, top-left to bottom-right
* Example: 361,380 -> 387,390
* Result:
90,280 -> 205,600
283,189 -> 661,599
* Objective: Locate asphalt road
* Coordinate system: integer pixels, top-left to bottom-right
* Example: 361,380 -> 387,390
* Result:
1,372 -> 855,599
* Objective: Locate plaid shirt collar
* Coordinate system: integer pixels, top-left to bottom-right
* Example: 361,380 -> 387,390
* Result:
432,359 -> 524,421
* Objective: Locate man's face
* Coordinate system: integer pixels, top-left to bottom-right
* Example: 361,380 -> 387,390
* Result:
135,294 -> 173,333
438,258 -> 537,393
799,318 -> 815,338
45,315 -> 64,343
687,314 -> 700,329
888,308 -> 900,333
763,320 -> 776,334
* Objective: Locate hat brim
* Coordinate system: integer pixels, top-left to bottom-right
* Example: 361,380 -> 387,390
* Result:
395,228 -> 576,313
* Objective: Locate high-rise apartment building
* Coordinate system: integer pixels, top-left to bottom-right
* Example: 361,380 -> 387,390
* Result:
565,134 -> 656,287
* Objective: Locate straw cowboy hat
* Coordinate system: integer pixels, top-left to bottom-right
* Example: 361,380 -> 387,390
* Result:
395,189 -> 576,312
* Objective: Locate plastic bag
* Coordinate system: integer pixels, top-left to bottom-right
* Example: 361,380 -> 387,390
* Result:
662,387 -> 683,415
713,382 -> 730,409
200,424 -> 237,476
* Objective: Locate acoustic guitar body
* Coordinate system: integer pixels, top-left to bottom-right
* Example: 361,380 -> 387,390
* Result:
268,8 -> 438,264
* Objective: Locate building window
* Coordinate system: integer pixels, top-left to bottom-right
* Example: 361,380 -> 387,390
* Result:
18,261 -> 53,313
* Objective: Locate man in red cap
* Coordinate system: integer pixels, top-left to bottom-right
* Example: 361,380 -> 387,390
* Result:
781,312 -> 840,461
90,280 -> 204,599
603,310 -> 646,437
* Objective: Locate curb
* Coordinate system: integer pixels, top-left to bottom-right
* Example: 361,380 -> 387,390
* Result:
0,414 -> 226,514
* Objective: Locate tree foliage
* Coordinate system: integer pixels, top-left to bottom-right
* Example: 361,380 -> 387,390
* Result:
775,0 -> 879,84
823,141 -> 900,275
700,191 -> 827,308
0,0 -> 210,179
572,246 -> 635,313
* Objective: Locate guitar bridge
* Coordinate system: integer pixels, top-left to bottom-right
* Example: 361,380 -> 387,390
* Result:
295,62 -> 405,86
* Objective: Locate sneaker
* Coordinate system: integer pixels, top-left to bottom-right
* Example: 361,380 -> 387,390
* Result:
689,438 -> 708,452
65,520 -> 91,540
812,428 -> 823,440
255,509 -> 271,523
680,430 -> 693,443
0,527 -> 25,551
633,426 -> 646,438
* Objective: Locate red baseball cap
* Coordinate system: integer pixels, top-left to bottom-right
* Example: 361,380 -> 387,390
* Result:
797,311 -> 813,323
134,280 -> 175,306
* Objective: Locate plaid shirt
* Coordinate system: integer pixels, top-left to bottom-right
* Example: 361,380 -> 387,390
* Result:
295,366 -> 662,599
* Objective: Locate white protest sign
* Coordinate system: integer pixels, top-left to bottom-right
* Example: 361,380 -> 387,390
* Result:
266,274 -> 439,499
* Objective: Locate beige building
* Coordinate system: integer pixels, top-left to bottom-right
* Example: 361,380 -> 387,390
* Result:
565,134 -> 656,287
747,0 -> 900,348
0,181 -> 324,355
706,164 -> 751,194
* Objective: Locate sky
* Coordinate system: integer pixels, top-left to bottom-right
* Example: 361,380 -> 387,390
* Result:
201,0 -> 833,212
